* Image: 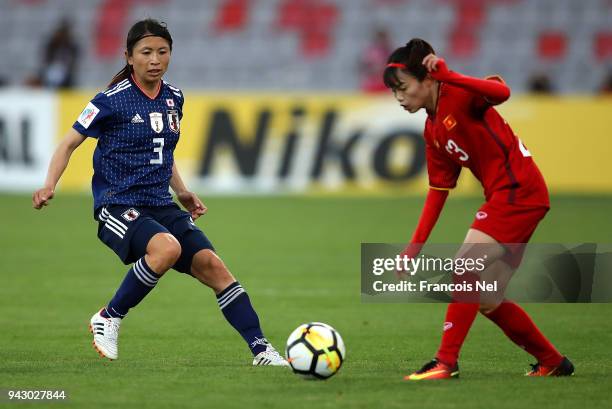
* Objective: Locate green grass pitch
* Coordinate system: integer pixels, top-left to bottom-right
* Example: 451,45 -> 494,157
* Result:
1,193 -> 611,408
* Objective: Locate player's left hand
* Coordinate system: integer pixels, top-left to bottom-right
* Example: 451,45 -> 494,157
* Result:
177,191 -> 207,220
422,53 -> 451,80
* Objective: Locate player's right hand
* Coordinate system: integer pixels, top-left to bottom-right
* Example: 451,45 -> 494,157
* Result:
422,53 -> 451,80
32,187 -> 55,209
395,243 -> 423,280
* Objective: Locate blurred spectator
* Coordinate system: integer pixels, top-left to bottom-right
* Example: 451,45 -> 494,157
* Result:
599,70 -> 612,94
527,72 -> 555,94
38,19 -> 80,88
359,28 -> 392,93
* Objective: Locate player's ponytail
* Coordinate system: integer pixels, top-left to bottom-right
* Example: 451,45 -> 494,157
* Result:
383,38 -> 435,89
108,18 -> 173,87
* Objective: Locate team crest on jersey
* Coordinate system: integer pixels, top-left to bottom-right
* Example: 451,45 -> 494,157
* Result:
149,112 -> 164,133
443,114 -> 457,131
167,109 -> 180,133
121,208 -> 140,222
166,98 -> 175,107
77,102 -> 100,129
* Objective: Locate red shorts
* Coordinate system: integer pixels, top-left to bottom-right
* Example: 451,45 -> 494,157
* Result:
470,197 -> 549,269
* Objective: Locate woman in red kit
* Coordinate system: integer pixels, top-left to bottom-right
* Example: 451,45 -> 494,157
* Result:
384,39 -> 574,380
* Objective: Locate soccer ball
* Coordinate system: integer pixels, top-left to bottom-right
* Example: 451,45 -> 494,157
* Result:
285,322 -> 346,379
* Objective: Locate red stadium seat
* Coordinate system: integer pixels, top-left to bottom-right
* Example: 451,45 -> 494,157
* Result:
456,1 -> 486,26
594,31 -> 612,61
276,0 -> 309,29
95,0 -> 130,59
275,0 -> 338,58
449,29 -> 479,59
538,31 -> 567,61
443,0 -> 521,59
94,0 -> 166,59
213,0 -> 250,33
301,30 -> 331,57
449,2 -> 485,58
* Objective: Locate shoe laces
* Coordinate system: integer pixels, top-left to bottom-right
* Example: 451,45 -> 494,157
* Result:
104,318 -> 121,342
261,346 -> 284,362
527,362 -> 542,375
416,359 -> 440,374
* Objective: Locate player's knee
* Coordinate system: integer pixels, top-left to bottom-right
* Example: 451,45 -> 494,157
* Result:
147,233 -> 182,272
479,302 -> 500,315
163,240 -> 182,265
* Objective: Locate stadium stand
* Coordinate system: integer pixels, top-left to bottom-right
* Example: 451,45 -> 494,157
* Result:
0,0 -> 610,92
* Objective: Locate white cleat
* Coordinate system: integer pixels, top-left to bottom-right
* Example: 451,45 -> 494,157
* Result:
88,308 -> 121,360
252,345 -> 290,367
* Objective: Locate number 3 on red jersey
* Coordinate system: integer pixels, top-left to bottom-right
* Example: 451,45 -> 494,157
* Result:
445,139 -> 469,161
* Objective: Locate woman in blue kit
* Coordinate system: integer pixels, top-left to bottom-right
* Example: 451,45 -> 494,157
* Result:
32,19 -> 287,366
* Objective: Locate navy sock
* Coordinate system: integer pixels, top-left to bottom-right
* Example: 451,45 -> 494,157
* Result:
217,282 -> 268,356
101,257 -> 160,319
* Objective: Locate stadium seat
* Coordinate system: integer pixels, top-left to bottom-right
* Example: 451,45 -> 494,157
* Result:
538,31 -> 567,61
1,0 -> 610,92
594,31 -> 612,61
213,0 -> 250,33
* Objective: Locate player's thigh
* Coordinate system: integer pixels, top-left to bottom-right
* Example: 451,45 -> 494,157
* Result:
456,228 -> 506,269
97,205 -> 169,264
153,205 -> 216,275
470,199 -> 548,269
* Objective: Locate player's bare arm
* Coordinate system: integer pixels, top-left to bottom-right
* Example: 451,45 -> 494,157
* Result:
32,128 -> 87,209
170,161 -> 207,219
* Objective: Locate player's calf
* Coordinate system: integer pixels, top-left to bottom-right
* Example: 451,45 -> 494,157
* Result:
190,249 -> 235,293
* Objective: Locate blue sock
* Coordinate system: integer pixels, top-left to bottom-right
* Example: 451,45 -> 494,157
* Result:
217,282 -> 268,356
101,257 -> 160,319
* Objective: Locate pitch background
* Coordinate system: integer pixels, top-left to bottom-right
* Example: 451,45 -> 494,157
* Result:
1,193 -> 611,409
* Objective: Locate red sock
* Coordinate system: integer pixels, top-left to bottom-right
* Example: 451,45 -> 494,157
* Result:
435,303 -> 479,366
484,302 -> 563,367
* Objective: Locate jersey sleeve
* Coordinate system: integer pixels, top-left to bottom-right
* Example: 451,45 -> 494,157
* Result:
425,138 -> 461,190
177,90 -> 184,120
72,92 -> 113,139
471,75 -> 509,113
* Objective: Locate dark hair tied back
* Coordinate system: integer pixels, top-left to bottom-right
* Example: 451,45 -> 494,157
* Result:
383,38 -> 435,89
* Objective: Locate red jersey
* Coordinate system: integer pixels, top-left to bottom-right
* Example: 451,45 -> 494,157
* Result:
424,83 -> 549,207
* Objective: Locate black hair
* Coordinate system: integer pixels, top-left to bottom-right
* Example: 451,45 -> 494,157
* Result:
383,38 -> 435,89
108,18 -> 173,87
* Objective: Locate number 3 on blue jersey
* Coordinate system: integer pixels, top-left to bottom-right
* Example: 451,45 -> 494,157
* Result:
151,138 -> 164,164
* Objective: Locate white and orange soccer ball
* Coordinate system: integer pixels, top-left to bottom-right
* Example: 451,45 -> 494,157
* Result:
285,322 -> 346,379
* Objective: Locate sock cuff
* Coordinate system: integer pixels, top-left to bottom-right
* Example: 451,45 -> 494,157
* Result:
216,281 -> 240,298
132,257 -> 159,288
217,282 -> 245,310
105,306 -> 126,319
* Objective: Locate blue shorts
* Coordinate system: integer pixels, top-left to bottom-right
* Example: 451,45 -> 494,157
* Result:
95,203 -> 215,275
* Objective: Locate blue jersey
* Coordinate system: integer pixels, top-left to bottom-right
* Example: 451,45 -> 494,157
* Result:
73,75 -> 184,212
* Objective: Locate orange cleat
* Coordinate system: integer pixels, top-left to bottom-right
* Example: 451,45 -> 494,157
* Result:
404,359 -> 459,381
526,356 -> 574,377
